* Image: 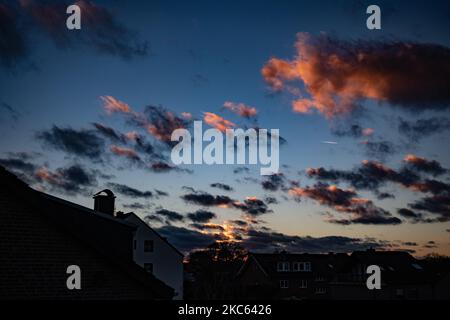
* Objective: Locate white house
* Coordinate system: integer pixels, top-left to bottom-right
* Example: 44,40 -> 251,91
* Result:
93,190 -> 184,299
118,212 -> 184,299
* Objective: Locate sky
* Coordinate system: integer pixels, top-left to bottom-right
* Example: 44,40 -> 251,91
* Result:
1,0 -> 450,256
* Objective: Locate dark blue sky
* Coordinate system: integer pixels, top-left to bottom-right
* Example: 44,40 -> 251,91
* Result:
1,0 -> 450,255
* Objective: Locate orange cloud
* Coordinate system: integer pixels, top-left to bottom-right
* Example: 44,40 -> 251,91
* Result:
223,101 -> 258,118
124,131 -> 139,141
35,167 -> 60,185
203,112 -> 235,132
101,96 -> 132,114
181,112 -> 192,119
404,154 -> 427,165
262,32 -> 450,118
362,128 -> 374,136
110,145 -> 140,161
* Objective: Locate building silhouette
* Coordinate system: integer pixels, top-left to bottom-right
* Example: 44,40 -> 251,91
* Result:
0,166 -> 174,299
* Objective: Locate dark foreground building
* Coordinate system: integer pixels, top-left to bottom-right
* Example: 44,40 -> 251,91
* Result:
0,166 -> 174,299
236,250 -> 450,300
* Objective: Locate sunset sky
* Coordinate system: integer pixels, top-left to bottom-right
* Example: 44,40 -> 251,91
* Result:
1,0 -> 450,256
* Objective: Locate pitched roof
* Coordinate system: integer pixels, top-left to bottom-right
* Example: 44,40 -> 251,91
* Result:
351,250 -> 431,284
0,165 -> 174,298
239,252 -> 352,278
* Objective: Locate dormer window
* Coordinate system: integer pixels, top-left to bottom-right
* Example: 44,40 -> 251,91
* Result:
277,261 -> 290,272
315,275 -> 325,281
292,262 -> 312,272
305,262 -> 311,271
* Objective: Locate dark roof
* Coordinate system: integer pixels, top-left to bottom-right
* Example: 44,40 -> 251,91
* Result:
238,250 -> 434,285
116,212 -> 184,257
0,166 -> 174,298
351,250 -> 431,284
239,252 -> 351,278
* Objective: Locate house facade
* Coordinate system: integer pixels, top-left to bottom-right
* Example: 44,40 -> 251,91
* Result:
236,253 -> 344,299
117,212 -> 184,299
236,250 -> 441,300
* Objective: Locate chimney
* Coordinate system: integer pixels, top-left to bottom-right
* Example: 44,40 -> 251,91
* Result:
93,189 -> 116,216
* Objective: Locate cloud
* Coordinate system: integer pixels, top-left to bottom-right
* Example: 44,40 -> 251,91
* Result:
262,33 -> 450,118
0,102 -> 21,122
333,124 -> 374,138
0,156 -> 36,174
34,164 -> 98,194
233,166 -> 250,174
141,105 -> 191,143
21,0 -> 148,60
181,192 -> 234,207
152,208 -> 184,222
242,228 -> 389,253
92,122 -> 125,143
264,196 -> 278,204
399,117 -> 450,142
155,189 -> 169,197
104,103 -> 191,145
203,112 -> 235,132
181,191 -> 271,216
223,101 -> 258,119
124,131 -> 155,156
233,197 -> 271,216
155,225 -> 218,252
306,160 -> 420,192
376,192 -> 395,200
261,173 -> 286,191
289,183 -> 401,225
397,208 -> 423,220
409,194 -> 450,222
147,161 -> 192,174
148,161 -> 174,172
403,154 -> 446,176
210,182 -> 233,191
0,0 -> 149,70
101,96 -> 132,115
36,125 -> 104,160
0,4 -> 27,69
181,112 -> 192,120
360,139 -> 396,161
122,202 -> 149,210
110,145 -> 141,161
307,157 -> 450,224
424,241 -> 438,249
187,210 -> 217,223
107,182 -> 153,198
190,223 -> 225,232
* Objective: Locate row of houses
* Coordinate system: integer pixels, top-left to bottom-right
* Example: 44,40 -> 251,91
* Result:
234,251 -> 450,299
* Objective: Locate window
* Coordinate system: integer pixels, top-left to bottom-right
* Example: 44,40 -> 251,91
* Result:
305,262 -> 311,271
144,240 -> 154,252
277,261 -> 290,272
292,262 -> 311,272
315,275 -> 325,282
280,280 -> 289,288
144,263 -> 153,274
300,280 -> 308,288
315,287 -> 326,294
